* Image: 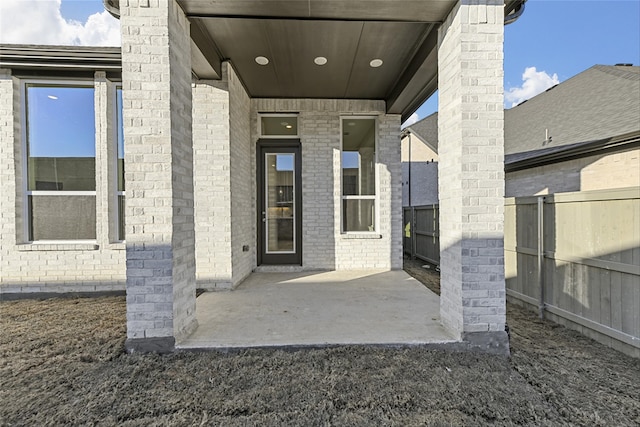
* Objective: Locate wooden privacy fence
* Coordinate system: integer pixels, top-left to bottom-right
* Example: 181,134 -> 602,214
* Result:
404,187 -> 640,356
403,205 -> 439,265
505,188 -> 639,356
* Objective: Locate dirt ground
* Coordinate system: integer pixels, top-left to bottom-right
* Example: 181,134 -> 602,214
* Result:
1,263 -> 638,426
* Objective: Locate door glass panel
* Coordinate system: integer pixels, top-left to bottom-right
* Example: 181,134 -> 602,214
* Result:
265,153 -> 295,253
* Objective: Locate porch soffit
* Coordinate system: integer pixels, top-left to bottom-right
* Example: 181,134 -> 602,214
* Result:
104,0 -> 524,121
178,0 -> 461,122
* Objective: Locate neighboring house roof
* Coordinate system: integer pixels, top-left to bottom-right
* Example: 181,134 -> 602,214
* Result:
404,112 -> 438,153
405,64 -> 640,168
505,64 -> 640,155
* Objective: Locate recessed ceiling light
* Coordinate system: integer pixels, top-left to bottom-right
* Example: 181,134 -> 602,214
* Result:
255,56 -> 269,66
314,56 -> 328,66
285,125 -> 293,129
47,95 -> 58,100
369,59 -> 383,68
348,122 -> 356,127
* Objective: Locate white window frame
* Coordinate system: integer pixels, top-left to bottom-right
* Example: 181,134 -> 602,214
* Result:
21,79 -> 98,243
258,113 -> 300,139
340,116 -> 379,234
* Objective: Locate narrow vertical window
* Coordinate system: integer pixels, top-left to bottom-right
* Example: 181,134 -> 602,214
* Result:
116,87 -> 125,241
341,118 -> 376,232
25,84 -> 96,241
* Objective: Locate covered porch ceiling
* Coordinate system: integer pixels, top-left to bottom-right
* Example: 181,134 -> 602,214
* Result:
106,0 -> 526,122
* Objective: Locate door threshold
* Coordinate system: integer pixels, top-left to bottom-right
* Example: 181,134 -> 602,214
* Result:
254,265 -> 305,273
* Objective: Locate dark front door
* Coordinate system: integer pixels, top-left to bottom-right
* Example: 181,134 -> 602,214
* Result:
257,140 -> 302,265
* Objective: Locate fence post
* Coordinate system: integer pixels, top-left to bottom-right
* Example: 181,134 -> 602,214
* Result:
411,207 -> 416,260
537,196 -> 545,319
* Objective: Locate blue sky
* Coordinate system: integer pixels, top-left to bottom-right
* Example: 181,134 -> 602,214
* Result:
414,0 -> 640,122
3,0 -> 639,128
28,85 -> 96,157
59,0 -> 104,22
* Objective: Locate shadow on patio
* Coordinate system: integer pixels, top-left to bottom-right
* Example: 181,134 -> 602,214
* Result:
177,270 -> 456,350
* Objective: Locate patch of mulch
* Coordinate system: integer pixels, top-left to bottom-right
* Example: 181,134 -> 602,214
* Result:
1,268 -> 638,426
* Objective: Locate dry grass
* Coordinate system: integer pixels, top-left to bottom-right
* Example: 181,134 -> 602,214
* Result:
1,266 -> 638,426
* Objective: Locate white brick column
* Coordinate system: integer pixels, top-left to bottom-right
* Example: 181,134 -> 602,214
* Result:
192,62 -> 253,290
120,0 -> 197,352
437,0 -> 508,353
0,69 -> 17,257
192,72 -> 233,290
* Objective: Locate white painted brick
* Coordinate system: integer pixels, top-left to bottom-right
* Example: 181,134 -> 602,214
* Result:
251,99 -> 402,271
438,0 -> 506,338
506,149 -> 640,197
120,0 -> 196,342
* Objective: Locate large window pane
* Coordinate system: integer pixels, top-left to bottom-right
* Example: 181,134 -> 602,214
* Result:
29,195 -> 96,240
343,199 -> 375,232
26,85 -> 96,191
26,84 -> 96,241
342,118 -> 376,232
342,119 -> 375,196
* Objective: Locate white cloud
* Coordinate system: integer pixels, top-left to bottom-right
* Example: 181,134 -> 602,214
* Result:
401,112 -> 419,129
505,67 -> 560,108
0,0 -> 120,46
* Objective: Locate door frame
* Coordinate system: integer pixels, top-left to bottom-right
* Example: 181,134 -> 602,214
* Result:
256,139 -> 302,265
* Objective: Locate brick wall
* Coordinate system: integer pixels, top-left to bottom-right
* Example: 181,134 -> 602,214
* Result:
506,149 -> 640,197
192,74 -> 233,290
2,74 -> 405,297
251,99 -> 403,271
401,133 -> 439,206
228,63 -> 254,284
192,62 -> 253,290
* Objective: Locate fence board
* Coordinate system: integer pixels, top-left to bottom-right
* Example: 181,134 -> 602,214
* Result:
621,274 -> 637,337
586,264 -> 601,324
404,188 -> 639,355
525,189 -> 638,355
610,271 -> 623,332
599,268 -> 611,327
404,205 -> 439,265
633,278 -> 640,339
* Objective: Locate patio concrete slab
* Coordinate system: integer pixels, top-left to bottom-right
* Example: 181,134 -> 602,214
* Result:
177,270 -> 457,350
